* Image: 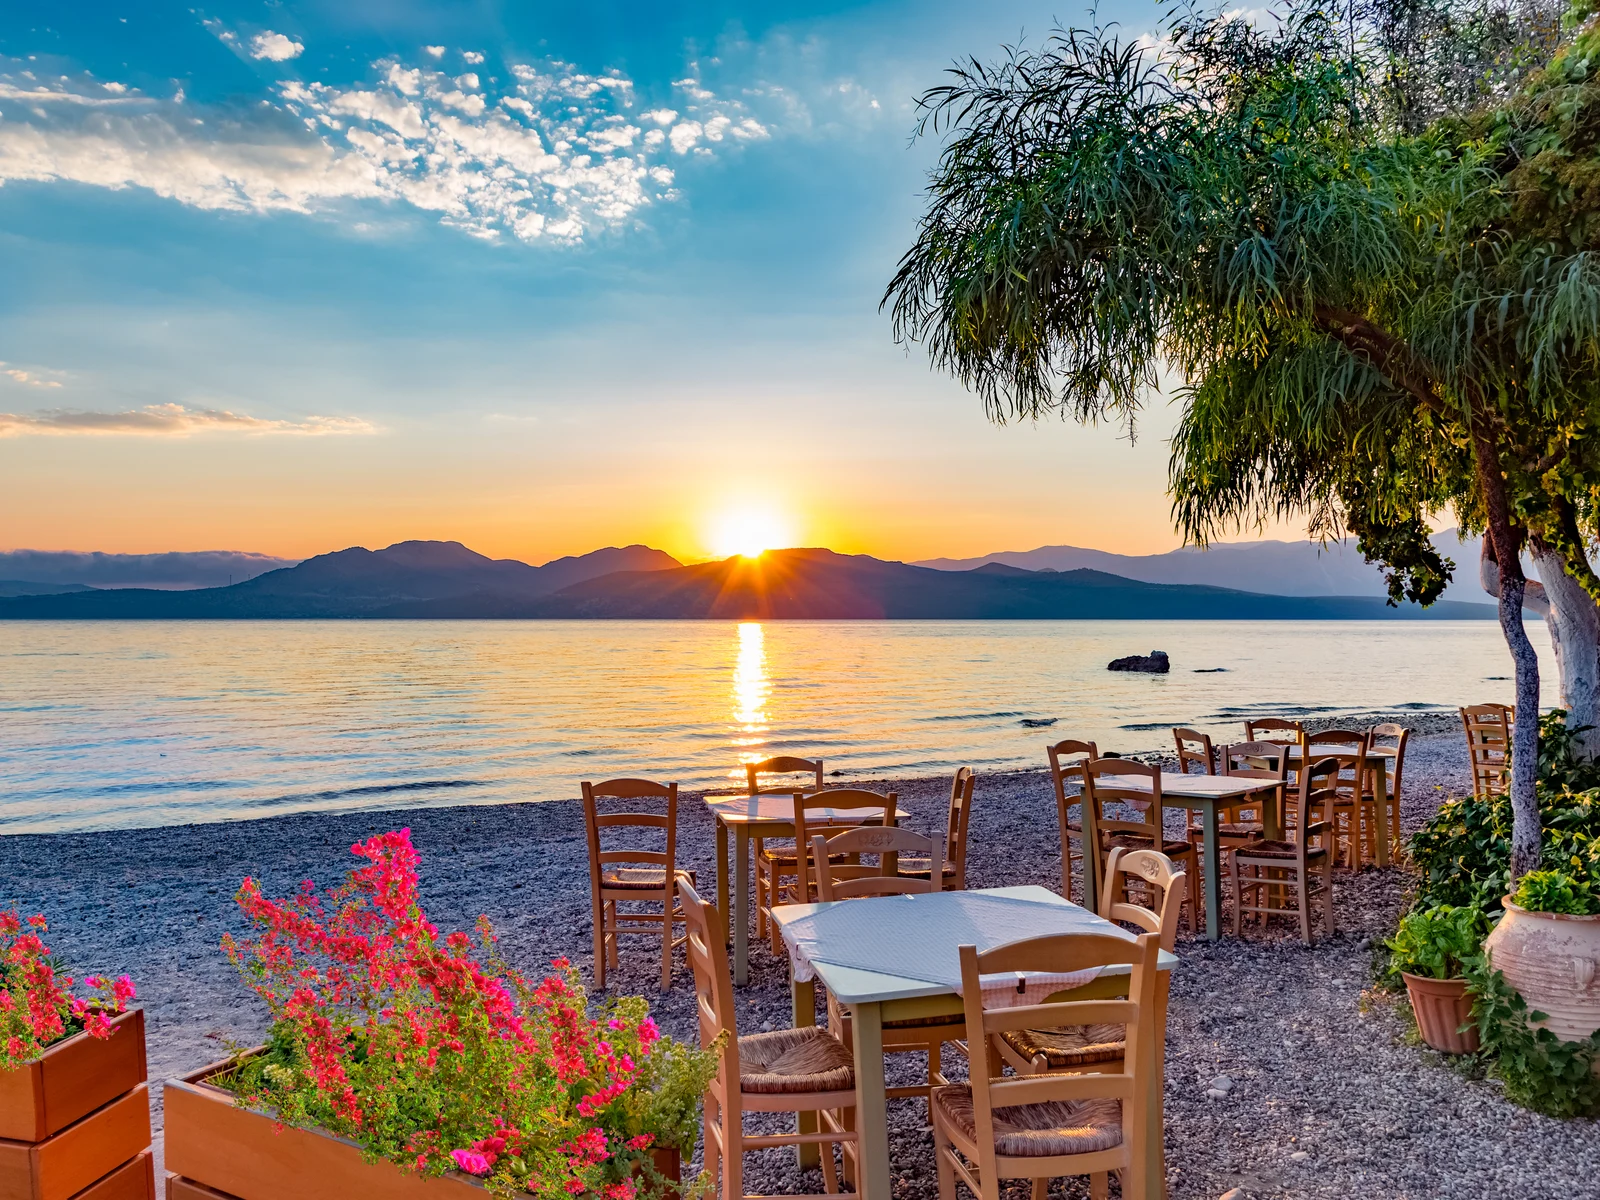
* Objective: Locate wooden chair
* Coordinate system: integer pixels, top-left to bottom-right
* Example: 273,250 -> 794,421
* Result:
761,789 -> 898,949
994,848 -> 1186,1078
1047,740 -> 1099,902
931,931 -> 1163,1200
901,767 -> 976,891
1308,730 -> 1372,869
581,778 -> 693,990
1173,728 -> 1216,775
1214,741 -> 1287,845
1081,760 -> 1202,935
1244,718 -> 1306,748
810,827 -> 967,1108
1461,704 -> 1512,801
1229,756 -> 1339,944
750,756 -> 826,944
679,879 -> 858,1200
1369,723 -> 1411,859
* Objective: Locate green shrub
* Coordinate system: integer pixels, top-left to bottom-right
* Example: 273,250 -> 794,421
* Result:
1385,905 -> 1487,981
1466,957 -> 1600,1119
1511,868 -> 1600,915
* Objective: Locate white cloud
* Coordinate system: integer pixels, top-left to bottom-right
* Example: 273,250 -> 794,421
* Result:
0,52 -> 774,244
250,31 -> 304,62
0,362 -> 63,388
423,46 -> 445,59
0,403 -> 373,437
462,52 -> 485,65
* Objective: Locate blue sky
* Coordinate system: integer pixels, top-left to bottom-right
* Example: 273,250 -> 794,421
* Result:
0,0 -> 1235,563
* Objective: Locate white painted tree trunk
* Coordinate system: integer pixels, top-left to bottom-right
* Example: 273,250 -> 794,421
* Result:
1481,541 -> 1600,757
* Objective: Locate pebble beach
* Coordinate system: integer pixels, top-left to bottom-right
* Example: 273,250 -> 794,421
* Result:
4,717 -> 1595,1199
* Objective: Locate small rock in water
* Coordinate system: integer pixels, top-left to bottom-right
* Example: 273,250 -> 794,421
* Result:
1107,650 -> 1171,674
1019,717 -> 1058,728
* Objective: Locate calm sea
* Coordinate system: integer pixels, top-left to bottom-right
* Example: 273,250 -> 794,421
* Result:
0,619 -> 1548,834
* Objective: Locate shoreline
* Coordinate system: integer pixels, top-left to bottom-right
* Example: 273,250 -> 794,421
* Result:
3,724 -> 1591,1195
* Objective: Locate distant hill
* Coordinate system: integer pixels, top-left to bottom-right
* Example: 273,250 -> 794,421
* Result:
0,541 -> 680,618
378,548 -> 1498,620
0,580 -> 96,598
915,530 -> 1489,603
0,549 -> 297,590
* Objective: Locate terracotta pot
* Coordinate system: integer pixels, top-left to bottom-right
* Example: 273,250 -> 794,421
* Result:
1401,973 -> 1480,1054
166,1056 -> 682,1200
1484,898 -> 1600,1043
0,1008 -> 152,1200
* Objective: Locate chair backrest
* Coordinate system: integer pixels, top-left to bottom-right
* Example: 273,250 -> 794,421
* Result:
811,827 -> 940,901
1308,728 -> 1370,750
1320,746 -> 1369,808
677,879 -> 739,1106
1081,758 -> 1163,845
1460,704 -> 1512,799
1245,717 -> 1306,746
957,931 -> 1159,1186
580,778 -> 678,893
791,788 -> 896,902
1047,739 -> 1100,895
1173,728 -> 1215,775
1220,741 -> 1288,780
1099,847 -> 1188,952
1371,722 -> 1411,798
943,767 -> 977,889
1288,756 -> 1342,855
746,756 -> 825,796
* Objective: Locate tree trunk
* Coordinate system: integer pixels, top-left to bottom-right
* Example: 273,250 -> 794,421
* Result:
1471,426 -> 1542,883
1481,542 -> 1600,758
1530,544 -> 1600,758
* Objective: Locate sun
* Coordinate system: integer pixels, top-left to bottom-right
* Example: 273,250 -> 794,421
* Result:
709,509 -> 792,559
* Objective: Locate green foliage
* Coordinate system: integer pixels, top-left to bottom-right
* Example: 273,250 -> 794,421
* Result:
1386,904 -> 1489,979
1511,867 -> 1600,912
1537,707 -> 1600,791
1466,956 -> 1600,1116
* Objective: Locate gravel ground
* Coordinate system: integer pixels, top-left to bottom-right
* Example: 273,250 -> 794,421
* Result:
2,721 -> 1594,1198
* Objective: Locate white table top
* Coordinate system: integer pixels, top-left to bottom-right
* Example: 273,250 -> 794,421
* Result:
705,794 -> 908,825
1283,743 -> 1397,758
1099,772 -> 1280,801
771,885 -> 1177,1005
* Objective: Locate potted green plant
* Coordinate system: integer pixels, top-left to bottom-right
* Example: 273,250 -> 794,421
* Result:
1484,868 -> 1600,1044
166,829 -> 716,1200
0,910 -> 151,1199
1387,904 -> 1488,1054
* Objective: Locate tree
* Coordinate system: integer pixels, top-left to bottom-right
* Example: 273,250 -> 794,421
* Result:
883,0 -> 1600,879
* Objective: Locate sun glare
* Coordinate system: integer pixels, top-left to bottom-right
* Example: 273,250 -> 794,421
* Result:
710,509 -> 792,559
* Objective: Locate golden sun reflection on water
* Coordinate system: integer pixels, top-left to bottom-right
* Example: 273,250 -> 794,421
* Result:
730,622 -> 770,764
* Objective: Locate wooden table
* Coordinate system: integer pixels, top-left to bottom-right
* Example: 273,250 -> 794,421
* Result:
1081,772 -> 1283,940
772,886 -> 1177,1200
1284,744 -> 1395,866
705,794 -> 906,986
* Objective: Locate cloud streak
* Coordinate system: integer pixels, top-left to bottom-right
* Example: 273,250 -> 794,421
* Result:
0,403 -> 373,437
0,47 -> 770,243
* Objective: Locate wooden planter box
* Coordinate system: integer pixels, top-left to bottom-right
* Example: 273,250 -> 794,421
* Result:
166,1057 -> 681,1200
0,1008 -> 153,1200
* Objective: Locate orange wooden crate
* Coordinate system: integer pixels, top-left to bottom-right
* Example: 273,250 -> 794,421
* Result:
0,1082 -> 151,1200
0,1012 -> 147,1143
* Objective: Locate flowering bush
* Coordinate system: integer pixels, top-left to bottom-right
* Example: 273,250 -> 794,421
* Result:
0,910 -> 136,1069
220,829 -> 715,1200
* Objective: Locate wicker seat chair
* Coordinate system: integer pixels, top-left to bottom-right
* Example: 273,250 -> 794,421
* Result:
1229,755 -> 1340,944
1081,759 -> 1202,935
680,879 -> 858,1200
1047,740 -> 1099,902
900,767 -> 976,890
1460,704 -> 1512,801
749,756 -> 826,945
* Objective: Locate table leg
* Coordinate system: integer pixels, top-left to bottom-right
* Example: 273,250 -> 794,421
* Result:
715,820 -> 730,943
1372,761 -> 1390,867
1262,785 -> 1282,841
734,826 -> 750,986
1081,798 -> 1101,909
1201,803 -> 1222,941
791,978 -> 820,1170
1145,970 -> 1171,1200
848,1000 -> 891,1200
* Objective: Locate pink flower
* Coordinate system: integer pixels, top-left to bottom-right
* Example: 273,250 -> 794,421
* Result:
451,1150 -> 493,1176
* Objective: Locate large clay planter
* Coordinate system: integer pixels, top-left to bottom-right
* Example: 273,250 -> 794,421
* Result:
1401,973 -> 1480,1054
1484,899 -> 1600,1043
0,1008 -> 153,1200
166,1055 -> 681,1200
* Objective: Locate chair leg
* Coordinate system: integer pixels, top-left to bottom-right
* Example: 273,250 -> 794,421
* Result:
1322,855 -> 1336,938
1228,856 -> 1242,937
1296,870 -> 1312,946
592,899 -> 607,991
934,1135 -> 956,1200
661,897 -> 674,991
819,1133 -> 840,1195
1090,1173 -> 1110,1200
1030,1178 -> 1048,1200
